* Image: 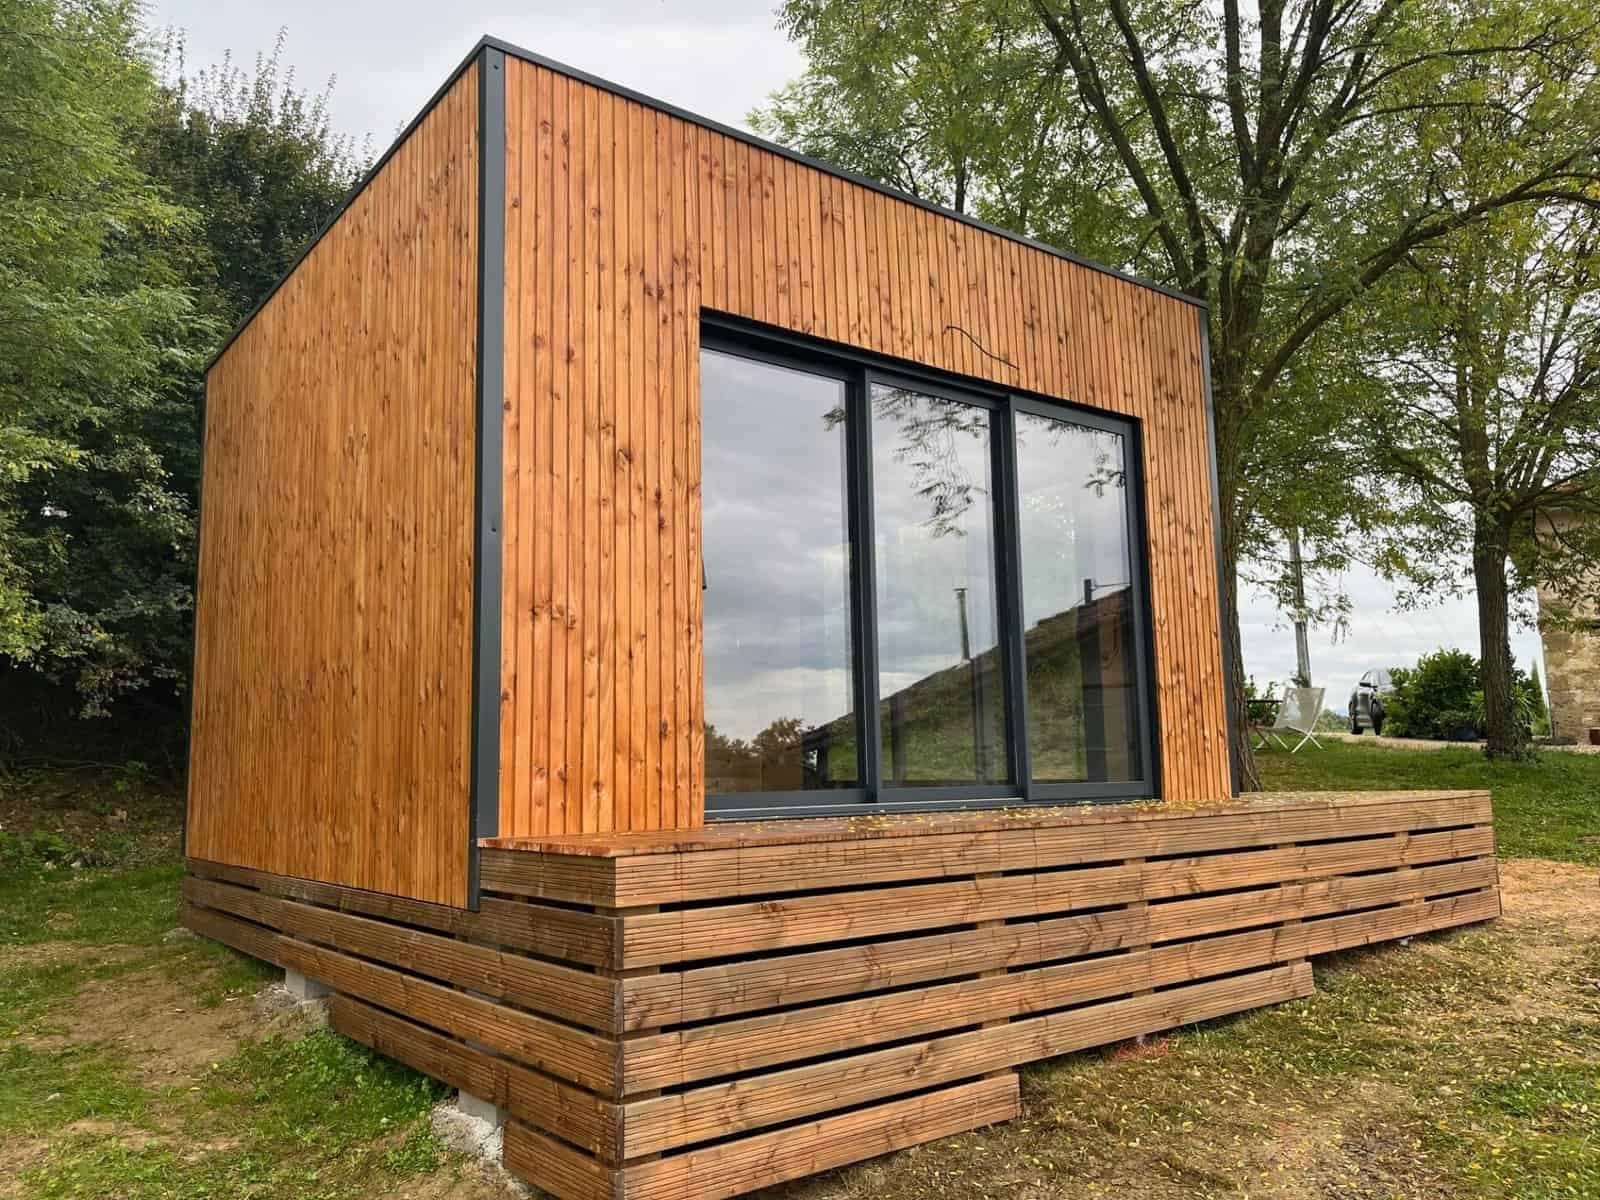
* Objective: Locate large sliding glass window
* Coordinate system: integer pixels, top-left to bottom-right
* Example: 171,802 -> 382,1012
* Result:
700,349 -> 858,797
1013,404 -> 1146,791
871,383 -> 1008,789
701,329 -> 1153,815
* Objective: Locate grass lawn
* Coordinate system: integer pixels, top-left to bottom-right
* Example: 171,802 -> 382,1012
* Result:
0,742 -> 1596,1199
0,769 -> 488,1200
1257,738 -> 1600,865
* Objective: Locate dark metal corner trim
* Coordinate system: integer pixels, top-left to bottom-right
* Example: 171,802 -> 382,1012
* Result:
1196,307 -> 1242,796
468,45 -> 507,908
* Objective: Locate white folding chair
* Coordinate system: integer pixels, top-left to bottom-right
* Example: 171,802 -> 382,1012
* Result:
1267,686 -> 1326,753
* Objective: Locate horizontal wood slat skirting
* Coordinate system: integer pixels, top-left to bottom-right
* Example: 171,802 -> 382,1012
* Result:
480,789 -> 1494,905
183,789 -> 1500,1199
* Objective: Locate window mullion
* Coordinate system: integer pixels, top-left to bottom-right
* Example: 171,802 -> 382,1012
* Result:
995,402 -> 1032,798
850,366 -> 883,801
1126,423 -> 1160,792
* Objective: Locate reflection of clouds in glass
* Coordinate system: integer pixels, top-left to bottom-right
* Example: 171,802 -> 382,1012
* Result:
701,347 -> 1144,787
872,384 -> 1007,783
703,665 -> 852,744
1015,414 -> 1130,631
701,349 -> 852,745
879,670 -> 930,696
1014,411 -> 1141,782
872,390 -> 1000,671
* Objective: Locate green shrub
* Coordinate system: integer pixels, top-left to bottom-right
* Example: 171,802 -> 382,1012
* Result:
1385,649 -> 1481,740
1243,676 -> 1279,702
1523,665 -> 1551,738
0,829 -> 74,876
1468,676 -> 1544,740
1386,648 -> 1545,741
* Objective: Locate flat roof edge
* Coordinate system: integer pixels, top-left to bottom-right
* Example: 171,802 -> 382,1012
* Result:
481,34 -> 1203,312
203,37 -> 494,375
206,32 -> 1205,375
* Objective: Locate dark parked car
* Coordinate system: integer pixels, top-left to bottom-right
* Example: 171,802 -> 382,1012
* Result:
1349,668 -> 1394,734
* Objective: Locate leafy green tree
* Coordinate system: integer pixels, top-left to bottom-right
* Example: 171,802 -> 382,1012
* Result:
1333,194 -> 1600,757
1,12 -> 365,733
135,29 -> 366,515
143,30 -> 367,328
0,0 -> 205,715
757,0 -> 1600,787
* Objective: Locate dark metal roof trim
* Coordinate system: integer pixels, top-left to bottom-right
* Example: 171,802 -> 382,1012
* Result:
206,32 -> 1206,373
481,33 -> 1202,310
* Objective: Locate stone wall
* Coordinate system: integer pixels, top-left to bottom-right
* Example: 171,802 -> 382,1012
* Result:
1535,509 -> 1600,742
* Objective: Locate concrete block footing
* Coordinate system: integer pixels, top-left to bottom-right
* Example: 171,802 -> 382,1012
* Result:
284,968 -> 331,1001
431,1091 -> 507,1163
455,1089 -> 505,1128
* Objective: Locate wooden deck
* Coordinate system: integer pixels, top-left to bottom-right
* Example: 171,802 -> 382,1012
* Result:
184,789 -> 1500,1199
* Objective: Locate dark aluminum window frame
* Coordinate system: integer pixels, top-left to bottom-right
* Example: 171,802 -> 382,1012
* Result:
703,315 -> 1159,819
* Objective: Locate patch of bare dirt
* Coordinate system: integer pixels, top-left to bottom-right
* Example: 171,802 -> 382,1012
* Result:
1488,860 -> 1600,1027
0,941 -> 140,971
60,1117 -> 164,1149
385,1159 -> 528,1199
1105,1035 -> 1173,1064
1300,1110 -> 1458,1200
0,1119 -> 180,1200
0,1136 -> 55,1199
32,966 -> 320,1084
1497,857 -> 1600,925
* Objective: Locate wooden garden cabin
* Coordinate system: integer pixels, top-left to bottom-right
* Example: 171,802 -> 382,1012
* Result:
182,38 -> 1501,1200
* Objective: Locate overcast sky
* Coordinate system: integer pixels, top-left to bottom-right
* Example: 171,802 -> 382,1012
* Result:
149,0 -> 1547,716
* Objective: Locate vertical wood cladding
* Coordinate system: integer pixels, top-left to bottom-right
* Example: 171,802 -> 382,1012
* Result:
497,56 -> 1232,837
187,64 -> 480,906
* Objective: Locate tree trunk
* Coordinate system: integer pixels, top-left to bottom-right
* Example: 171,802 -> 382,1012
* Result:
1222,544 -> 1261,791
1211,370 -> 1260,793
1472,521 -> 1525,758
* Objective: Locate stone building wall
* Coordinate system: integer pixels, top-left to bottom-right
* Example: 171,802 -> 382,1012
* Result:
1538,609 -> 1598,741
1535,509 -> 1600,742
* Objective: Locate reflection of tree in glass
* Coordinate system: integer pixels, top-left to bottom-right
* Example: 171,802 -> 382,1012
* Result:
1015,416 -> 1126,496
1017,419 -> 1127,596
873,387 -> 990,538
1084,453 -> 1125,497
867,393 -> 1129,540
704,717 -> 856,791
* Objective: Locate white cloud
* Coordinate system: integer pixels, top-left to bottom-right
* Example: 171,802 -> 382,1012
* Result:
147,0 -> 803,144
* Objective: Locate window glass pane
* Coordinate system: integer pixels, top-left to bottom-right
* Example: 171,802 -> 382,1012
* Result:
1014,410 -> 1142,781
871,383 -> 1008,786
700,349 -> 857,794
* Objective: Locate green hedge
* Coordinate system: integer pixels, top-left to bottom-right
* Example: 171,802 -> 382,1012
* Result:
1383,648 -> 1548,741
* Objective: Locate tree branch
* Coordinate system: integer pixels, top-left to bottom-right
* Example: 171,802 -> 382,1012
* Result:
1222,0 -> 1256,181
1030,0 -> 1196,290
1258,171 -> 1600,401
